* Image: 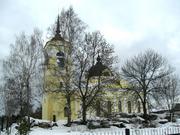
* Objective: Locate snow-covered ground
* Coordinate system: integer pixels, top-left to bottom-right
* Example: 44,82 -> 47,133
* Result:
1,116 -> 180,135
1,120 -> 123,135
2,122 -> 180,135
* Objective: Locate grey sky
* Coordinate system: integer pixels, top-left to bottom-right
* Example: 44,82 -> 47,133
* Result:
1,0 -> 180,74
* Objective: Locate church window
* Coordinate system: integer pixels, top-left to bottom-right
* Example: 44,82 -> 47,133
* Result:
118,100 -> 122,112
127,101 -> 131,113
64,107 -> 68,117
44,51 -> 49,65
107,101 -> 112,114
60,82 -> 63,88
96,100 -> 101,116
56,51 -> 65,68
53,115 -> 56,122
138,101 -> 141,113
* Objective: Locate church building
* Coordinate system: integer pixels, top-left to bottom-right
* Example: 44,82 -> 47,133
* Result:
42,16 -> 142,122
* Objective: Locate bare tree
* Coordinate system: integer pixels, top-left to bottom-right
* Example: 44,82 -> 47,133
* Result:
3,77 -> 22,116
121,49 -> 172,121
152,75 -> 180,121
48,6 -> 87,49
46,6 -> 87,126
74,31 -> 115,124
48,7 -> 116,124
3,29 -> 44,129
0,86 -> 5,117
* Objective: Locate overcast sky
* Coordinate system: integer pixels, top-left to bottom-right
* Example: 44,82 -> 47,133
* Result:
1,0 -> 180,74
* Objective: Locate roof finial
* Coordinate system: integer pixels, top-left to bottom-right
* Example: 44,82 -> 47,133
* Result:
55,15 -> 61,36
51,15 -> 64,41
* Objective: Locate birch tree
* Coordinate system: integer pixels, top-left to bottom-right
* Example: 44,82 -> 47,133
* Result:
3,29 -> 44,129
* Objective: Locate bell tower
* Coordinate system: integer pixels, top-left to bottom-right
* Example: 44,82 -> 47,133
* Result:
42,15 -> 71,121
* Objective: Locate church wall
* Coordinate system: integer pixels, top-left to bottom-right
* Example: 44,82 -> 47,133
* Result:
89,90 -> 143,117
42,22 -> 143,121
42,92 -> 81,121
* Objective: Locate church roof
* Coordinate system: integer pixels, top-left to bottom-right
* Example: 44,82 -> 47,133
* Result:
51,34 -> 65,41
88,55 -> 112,78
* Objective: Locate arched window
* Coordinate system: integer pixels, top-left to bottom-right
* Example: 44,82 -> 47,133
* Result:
60,82 -> 63,88
64,107 -> 68,117
138,101 -> 141,113
96,100 -> 101,116
118,100 -> 122,112
53,115 -> 56,122
56,51 -> 65,68
107,101 -> 112,114
44,51 -> 49,65
127,101 -> 131,113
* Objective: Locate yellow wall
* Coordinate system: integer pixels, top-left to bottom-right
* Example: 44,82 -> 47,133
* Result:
42,90 -> 142,121
103,90 -> 142,113
42,92 -> 80,121
42,38 -> 77,121
42,37 -> 142,121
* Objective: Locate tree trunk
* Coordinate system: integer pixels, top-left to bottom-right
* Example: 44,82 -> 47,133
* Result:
142,101 -> 148,122
142,88 -> 148,122
169,109 -> 174,122
82,97 -> 87,124
1,116 -> 4,131
6,116 -> 8,130
66,96 -> 71,127
26,80 -> 30,130
20,83 -> 23,118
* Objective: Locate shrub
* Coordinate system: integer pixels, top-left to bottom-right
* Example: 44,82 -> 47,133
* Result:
16,118 -> 29,135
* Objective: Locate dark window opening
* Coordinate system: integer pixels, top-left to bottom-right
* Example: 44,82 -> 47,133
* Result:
127,101 -> 131,113
138,101 -> 141,113
53,115 -> 56,122
96,100 -> 101,116
107,101 -> 112,114
56,51 -> 65,68
44,51 -> 49,65
64,107 -> 68,117
118,100 -> 122,112
60,82 -> 63,88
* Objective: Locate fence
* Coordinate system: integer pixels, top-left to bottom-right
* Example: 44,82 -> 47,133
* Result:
130,127 -> 180,135
70,127 -> 180,135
